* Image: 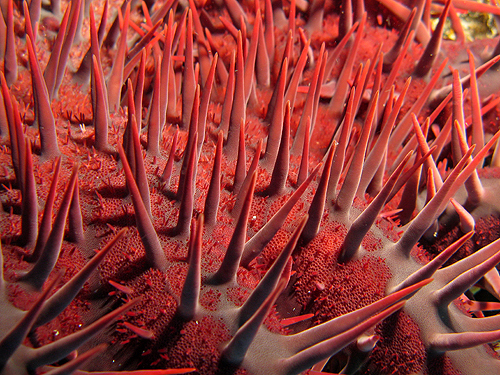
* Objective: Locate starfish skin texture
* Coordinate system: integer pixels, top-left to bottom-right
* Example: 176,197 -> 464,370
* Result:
2,0 -> 500,374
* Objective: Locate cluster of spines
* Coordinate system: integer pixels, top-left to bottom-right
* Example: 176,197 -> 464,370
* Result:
0,222 -> 143,374
2,0 -> 500,373
108,1 -> 500,372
